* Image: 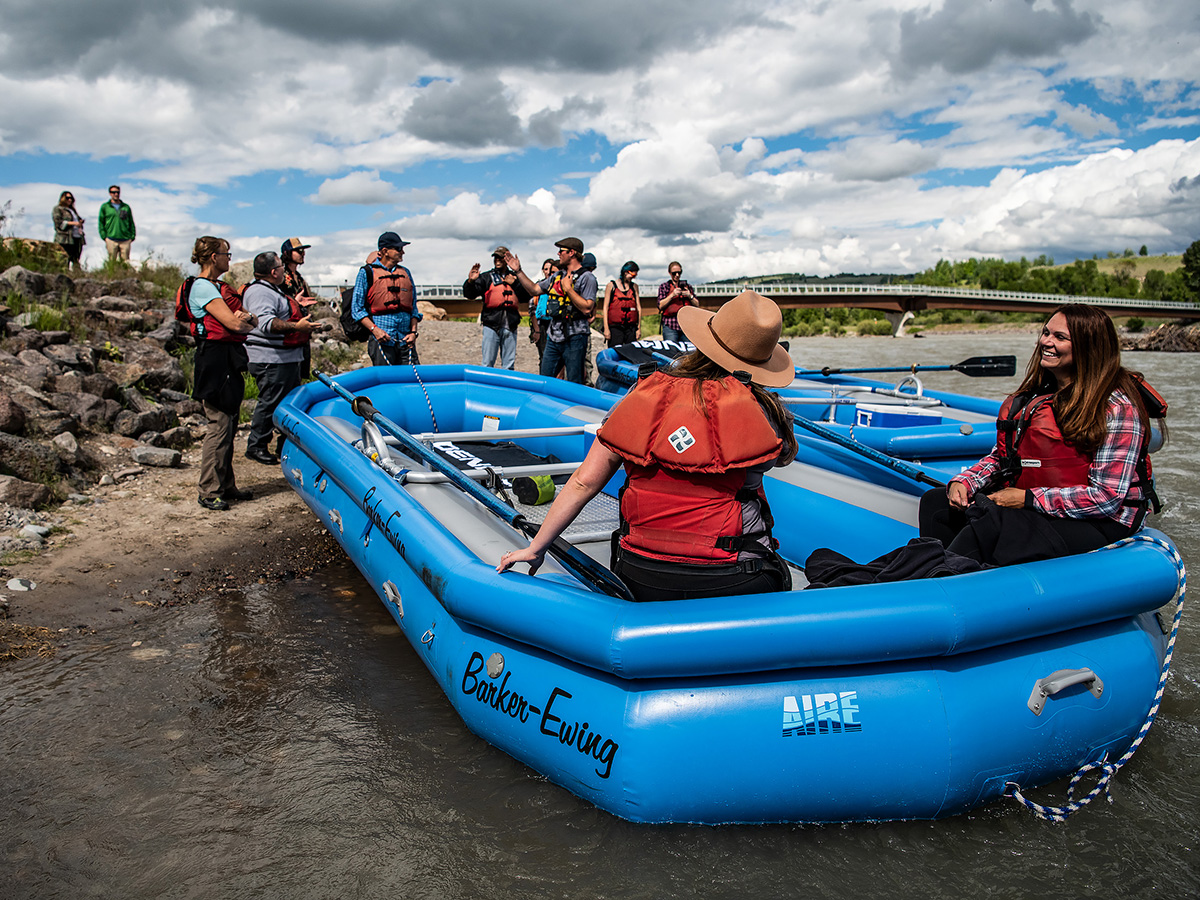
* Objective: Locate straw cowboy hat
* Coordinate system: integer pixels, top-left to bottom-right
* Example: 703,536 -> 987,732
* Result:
677,290 -> 794,388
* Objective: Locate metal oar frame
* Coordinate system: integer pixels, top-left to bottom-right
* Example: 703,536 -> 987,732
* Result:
315,372 -> 634,603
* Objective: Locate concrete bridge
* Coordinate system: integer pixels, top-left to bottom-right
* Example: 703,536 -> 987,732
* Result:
314,281 -> 1200,336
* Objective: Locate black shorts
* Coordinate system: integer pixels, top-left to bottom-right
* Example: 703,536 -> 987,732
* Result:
612,545 -> 792,602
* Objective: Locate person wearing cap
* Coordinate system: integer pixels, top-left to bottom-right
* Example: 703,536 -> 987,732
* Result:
603,260 -> 641,348
242,251 -> 325,465
280,237 -> 318,382
351,232 -> 422,366
657,260 -> 697,344
505,237 -> 596,384
279,238 -> 316,304
463,245 -> 530,370
498,290 -> 797,602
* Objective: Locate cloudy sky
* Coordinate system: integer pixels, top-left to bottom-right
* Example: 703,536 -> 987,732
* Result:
1,0 -> 1197,288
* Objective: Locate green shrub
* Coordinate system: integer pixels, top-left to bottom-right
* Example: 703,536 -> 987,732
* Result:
857,319 -> 893,336
1125,317 -> 1145,333
0,239 -> 68,275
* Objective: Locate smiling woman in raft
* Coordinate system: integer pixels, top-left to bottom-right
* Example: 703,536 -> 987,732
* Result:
498,290 -> 798,602
918,303 -> 1167,566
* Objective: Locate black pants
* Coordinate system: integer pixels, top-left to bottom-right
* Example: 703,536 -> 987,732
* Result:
607,322 -> 638,348
368,335 -> 419,366
247,361 -> 301,454
612,545 -> 792,602
918,487 -> 1134,566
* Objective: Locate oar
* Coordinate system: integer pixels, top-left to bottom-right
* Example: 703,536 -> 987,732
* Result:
799,356 -> 1016,378
790,416 -> 947,489
315,372 -> 635,603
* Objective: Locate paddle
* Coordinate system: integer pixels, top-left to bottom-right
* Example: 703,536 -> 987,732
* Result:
799,356 -> 1016,378
790,415 -> 948,490
314,372 -> 635,603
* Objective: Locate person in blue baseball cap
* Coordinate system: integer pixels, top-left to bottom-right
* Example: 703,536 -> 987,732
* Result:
351,232 -> 421,365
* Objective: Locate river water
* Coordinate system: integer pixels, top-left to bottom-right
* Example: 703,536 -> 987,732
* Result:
3,334 -> 1198,899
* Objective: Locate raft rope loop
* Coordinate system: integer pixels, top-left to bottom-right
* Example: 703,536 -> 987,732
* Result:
1005,533 -> 1186,822
380,338 -> 438,433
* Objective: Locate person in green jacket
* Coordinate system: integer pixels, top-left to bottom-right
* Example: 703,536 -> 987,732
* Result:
98,185 -> 136,262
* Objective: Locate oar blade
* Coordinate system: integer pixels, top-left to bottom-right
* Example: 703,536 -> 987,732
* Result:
950,356 -> 1016,377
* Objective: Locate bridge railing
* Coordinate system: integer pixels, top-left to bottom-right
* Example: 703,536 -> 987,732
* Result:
309,281 -> 1199,314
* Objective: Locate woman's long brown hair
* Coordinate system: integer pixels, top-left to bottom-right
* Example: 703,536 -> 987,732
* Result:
1015,304 -> 1154,452
668,351 -> 799,465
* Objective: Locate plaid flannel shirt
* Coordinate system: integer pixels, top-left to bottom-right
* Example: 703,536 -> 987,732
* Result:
950,390 -> 1146,527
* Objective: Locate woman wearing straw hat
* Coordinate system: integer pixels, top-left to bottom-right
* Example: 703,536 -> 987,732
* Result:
498,290 -> 797,602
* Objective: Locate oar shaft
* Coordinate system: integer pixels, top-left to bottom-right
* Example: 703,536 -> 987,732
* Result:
799,355 -> 1015,378
315,372 -> 634,602
791,416 -> 946,489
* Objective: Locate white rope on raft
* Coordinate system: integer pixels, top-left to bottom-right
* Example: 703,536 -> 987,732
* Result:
1005,533 -> 1186,822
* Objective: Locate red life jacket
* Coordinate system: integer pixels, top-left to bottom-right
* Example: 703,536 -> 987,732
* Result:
996,382 -> 1164,527
241,280 -> 309,348
483,276 -> 518,310
660,280 -> 692,318
174,276 -> 248,343
996,393 -> 1092,490
366,265 -> 415,315
598,372 -> 783,565
607,281 -> 639,325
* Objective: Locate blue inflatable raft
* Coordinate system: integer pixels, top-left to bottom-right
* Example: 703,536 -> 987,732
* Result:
276,365 -> 1182,824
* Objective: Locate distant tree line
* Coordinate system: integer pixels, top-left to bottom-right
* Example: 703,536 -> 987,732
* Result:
912,244 -> 1200,304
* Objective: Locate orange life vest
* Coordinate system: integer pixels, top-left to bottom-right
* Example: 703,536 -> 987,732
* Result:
598,372 -> 782,565
366,265 -> 415,315
996,394 -> 1092,490
483,276 -> 518,310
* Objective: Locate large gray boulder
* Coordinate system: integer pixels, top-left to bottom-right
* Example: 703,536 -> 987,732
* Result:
0,474 -> 53,508
0,389 -> 26,434
0,266 -> 46,298
130,445 -> 181,468
42,343 -> 97,374
48,392 -> 118,430
0,431 -> 62,483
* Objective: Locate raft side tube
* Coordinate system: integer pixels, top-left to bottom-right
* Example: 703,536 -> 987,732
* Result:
278,403 -> 1180,681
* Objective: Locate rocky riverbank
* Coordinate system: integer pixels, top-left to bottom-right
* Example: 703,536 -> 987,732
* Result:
0,265 -> 542,661
1120,322 -> 1200,352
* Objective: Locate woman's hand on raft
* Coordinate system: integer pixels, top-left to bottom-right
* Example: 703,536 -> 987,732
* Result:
497,546 -> 545,575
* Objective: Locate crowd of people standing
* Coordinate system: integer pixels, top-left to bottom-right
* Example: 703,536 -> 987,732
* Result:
51,189 -> 1165,590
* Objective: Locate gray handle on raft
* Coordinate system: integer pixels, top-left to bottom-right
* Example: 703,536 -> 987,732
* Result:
1027,668 -> 1104,715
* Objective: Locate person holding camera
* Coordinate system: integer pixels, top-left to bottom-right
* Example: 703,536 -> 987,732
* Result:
242,251 -> 326,465
657,261 -> 698,343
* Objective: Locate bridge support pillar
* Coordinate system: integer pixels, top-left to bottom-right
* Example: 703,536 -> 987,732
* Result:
885,310 -> 915,337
